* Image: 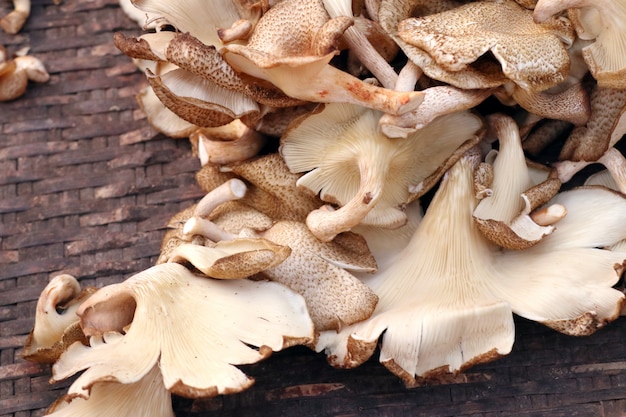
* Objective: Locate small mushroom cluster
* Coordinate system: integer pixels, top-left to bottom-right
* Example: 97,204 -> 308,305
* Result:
26,0 -> 626,413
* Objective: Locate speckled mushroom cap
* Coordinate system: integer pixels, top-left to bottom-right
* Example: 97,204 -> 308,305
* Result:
397,0 -> 575,92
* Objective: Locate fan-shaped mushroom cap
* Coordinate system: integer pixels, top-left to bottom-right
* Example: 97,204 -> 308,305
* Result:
397,0 -> 574,92
316,149 -> 626,385
23,275 -> 95,363
52,263 -> 314,398
378,0 -> 510,90
534,0 -> 626,88
45,365 -> 174,417
473,114 -> 564,249
136,86 -> 198,138
280,102 -> 483,241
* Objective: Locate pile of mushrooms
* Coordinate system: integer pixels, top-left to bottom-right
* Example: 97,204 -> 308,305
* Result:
25,0 -> 626,413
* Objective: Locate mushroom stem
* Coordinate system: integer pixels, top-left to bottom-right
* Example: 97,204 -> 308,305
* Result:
598,148 -> 626,194
306,158 -> 388,242
394,60 -> 422,92
0,0 -> 30,34
530,204 -> 568,226
191,122 -> 266,166
323,0 -> 398,88
183,216 -> 237,242
193,178 -> 247,217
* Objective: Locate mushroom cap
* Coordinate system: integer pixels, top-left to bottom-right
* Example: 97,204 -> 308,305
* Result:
23,274 -> 95,363
317,149 -> 626,384
397,0 -> 574,91
45,365 -> 174,416
52,263 -> 314,398
257,220 -> 379,331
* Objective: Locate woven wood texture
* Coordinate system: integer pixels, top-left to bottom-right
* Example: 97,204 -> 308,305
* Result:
1,1 -> 626,416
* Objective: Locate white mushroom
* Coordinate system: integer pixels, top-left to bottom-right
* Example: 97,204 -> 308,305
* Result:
317,150 -> 626,385
52,263 -> 314,398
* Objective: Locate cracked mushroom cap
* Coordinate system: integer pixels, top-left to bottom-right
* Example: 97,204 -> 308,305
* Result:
280,102 -> 483,241
45,365 -> 174,417
52,262 -> 314,398
534,0 -> 626,88
23,274 -> 95,363
473,114 -> 564,249
397,0 -> 575,92
316,149 -> 626,385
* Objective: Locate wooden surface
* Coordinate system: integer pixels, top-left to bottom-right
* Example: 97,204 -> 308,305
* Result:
1,1 -> 626,416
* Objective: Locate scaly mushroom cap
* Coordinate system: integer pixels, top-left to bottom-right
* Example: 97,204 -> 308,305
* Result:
280,102 -> 483,241
136,86 -> 198,138
397,0 -> 575,91
23,275 -> 95,363
52,263 -> 314,398
379,0 -> 510,90
473,114 -> 564,249
317,150 -> 626,385
251,220 -> 379,331
559,85 -> 626,162
45,365 -> 174,416
534,0 -> 626,88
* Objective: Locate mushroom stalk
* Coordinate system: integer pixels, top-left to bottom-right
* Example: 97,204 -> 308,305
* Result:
322,0 -> 398,88
193,178 -> 247,217
306,157 -> 389,242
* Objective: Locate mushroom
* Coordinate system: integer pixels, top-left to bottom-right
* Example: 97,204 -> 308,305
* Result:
0,51 -> 49,102
135,84 -> 198,138
0,0 -> 30,34
222,0 -> 425,115
533,0 -> 626,88
280,102 -> 483,241
52,262 -> 314,398
379,0 -> 510,90
472,114 -> 565,249
397,0 -> 575,92
45,365 -> 174,417
179,178 -> 379,331
23,274 -> 96,363
189,119 -> 266,165
316,149 -> 626,386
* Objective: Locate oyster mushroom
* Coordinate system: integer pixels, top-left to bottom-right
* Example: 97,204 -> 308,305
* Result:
52,262 -> 314,398
45,365 -> 174,417
189,119 -> 266,165
316,150 -> 626,386
23,274 -> 95,363
534,0 -> 626,88
280,102 -> 483,241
